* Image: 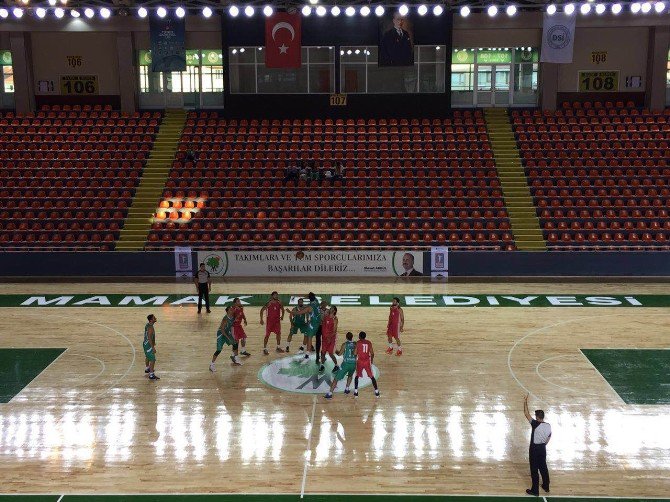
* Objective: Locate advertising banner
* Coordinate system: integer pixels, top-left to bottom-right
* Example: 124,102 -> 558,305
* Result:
196,250 -> 426,277
174,246 -> 193,278
540,13 -> 576,64
430,246 -> 449,281
149,14 -> 186,72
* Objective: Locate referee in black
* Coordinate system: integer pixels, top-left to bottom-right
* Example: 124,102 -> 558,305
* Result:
524,394 -> 551,496
193,262 -> 211,314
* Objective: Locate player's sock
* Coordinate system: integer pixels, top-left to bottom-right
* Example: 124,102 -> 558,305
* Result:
354,390 -> 358,397
324,392 -> 332,399
145,366 -> 150,373
375,390 -> 380,397
209,362 -> 215,372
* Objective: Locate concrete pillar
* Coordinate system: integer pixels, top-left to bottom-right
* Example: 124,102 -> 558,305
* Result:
539,62 -> 559,111
9,32 -> 35,114
116,31 -> 137,113
645,25 -> 670,111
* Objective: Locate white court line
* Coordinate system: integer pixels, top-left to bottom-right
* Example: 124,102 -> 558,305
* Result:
69,353 -> 107,383
578,349 -> 627,405
300,394 -> 317,499
542,497 -> 548,502
535,353 -> 601,397
507,312 -> 670,405
56,495 -> 64,502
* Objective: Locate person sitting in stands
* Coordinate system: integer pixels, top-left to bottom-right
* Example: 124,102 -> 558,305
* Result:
285,164 -> 299,182
185,145 -> 197,163
323,169 -> 332,181
333,162 -> 344,181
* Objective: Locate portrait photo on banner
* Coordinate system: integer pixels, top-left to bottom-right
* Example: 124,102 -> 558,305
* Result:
378,10 -> 415,67
394,251 -> 424,277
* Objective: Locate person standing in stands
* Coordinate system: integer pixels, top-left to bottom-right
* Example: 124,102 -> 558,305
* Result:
524,394 -> 552,496
194,262 -> 211,314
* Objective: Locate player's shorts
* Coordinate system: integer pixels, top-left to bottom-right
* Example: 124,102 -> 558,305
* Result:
335,361 -> 356,380
387,323 -> 400,338
304,323 -> 319,338
265,320 -> 281,337
289,322 -> 308,336
143,342 -> 156,362
356,360 -> 373,378
321,335 -> 336,354
233,325 -> 247,341
217,329 -> 235,351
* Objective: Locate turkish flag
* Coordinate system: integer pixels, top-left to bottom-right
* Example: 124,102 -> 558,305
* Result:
265,13 -> 301,68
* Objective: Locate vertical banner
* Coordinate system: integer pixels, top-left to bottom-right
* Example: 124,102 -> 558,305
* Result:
378,10 -> 415,66
431,246 -> 449,281
540,13 -> 576,64
265,13 -> 302,68
174,246 -> 193,278
150,14 -> 186,72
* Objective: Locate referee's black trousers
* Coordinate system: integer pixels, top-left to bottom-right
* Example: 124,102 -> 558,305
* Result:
529,444 -> 549,494
197,283 -> 210,312
314,324 -> 322,362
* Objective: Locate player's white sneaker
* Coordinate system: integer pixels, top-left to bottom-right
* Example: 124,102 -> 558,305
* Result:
375,390 -> 380,398
209,363 -> 216,372
354,391 -> 359,398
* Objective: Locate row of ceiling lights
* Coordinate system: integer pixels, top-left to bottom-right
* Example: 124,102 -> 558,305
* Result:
0,2 -> 667,19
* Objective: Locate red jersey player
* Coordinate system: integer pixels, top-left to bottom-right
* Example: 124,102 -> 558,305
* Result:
232,297 -> 251,356
386,296 -> 405,356
260,291 -> 285,354
354,331 -> 380,398
319,306 -> 339,373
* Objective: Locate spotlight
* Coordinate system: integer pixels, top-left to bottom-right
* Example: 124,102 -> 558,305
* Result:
229,6 -> 239,16
54,7 -> 64,17
100,7 -> 111,18
48,0 -> 56,5
331,5 -> 340,15
36,7 -> 46,18
13,7 -> 24,17
302,5 -> 311,15
460,5 -> 470,16
354,49 -> 360,54
375,5 -> 385,16
345,6 -> 355,16
654,1 -> 665,12
175,7 -> 186,18
309,0 -> 318,3
0,8 -> 7,18
506,4 -> 517,15
418,4 -> 428,15
564,3 -> 575,14
84,7 -> 94,17
315,5 -> 325,15
641,2 -> 652,12
580,3 -> 591,14
263,5 -> 273,16
433,4 -> 444,15
631,2 -> 641,12
487,5 -> 498,16
232,49 -> 237,54
360,5 -> 370,15
239,48 -> 245,52
398,4 -> 409,15
138,7 -> 147,17
70,8 -> 80,17
244,5 -> 254,16
595,3 -> 606,13
202,6 -> 213,17
611,2 -> 622,13
546,3 -> 557,14
346,50 -> 352,55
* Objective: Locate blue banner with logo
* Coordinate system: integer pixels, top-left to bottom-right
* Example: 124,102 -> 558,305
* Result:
149,14 -> 186,72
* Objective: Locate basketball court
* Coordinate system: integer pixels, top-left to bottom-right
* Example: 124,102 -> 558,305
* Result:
1,280 -> 669,499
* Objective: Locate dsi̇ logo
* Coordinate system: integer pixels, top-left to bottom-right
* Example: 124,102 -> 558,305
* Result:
547,25 -> 571,49
258,355 -> 379,394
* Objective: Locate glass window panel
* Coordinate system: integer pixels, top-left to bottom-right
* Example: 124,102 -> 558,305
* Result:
3,66 -> 13,93
229,65 -> 257,93
340,47 -> 371,63
419,46 -> 446,63
229,47 -> 256,64
341,64 -> 366,93
513,63 -> 538,105
203,66 -> 224,93
139,66 -> 163,93
309,64 -> 334,93
477,65 -> 492,91
257,66 -> 308,93
451,64 -> 474,91
367,65 -> 418,93
308,46 -> 335,63
495,65 -> 510,91
419,62 -> 445,92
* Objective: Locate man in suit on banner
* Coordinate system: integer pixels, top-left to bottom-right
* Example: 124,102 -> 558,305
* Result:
379,12 -> 414,66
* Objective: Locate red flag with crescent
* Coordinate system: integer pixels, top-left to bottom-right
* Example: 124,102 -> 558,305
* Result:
265,13 -> 301,68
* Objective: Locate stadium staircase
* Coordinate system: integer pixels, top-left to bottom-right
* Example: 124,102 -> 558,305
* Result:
116,109 -> 187,250
484,108 -> 546,251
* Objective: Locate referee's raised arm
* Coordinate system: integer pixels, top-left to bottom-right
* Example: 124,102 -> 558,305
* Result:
523,393 -> 532,422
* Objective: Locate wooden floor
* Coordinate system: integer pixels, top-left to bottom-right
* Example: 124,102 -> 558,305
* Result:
1,280 -> 669,497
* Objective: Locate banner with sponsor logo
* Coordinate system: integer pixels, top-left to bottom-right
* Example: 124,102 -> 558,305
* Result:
197,250 -> 426,277
149,13 -> 186,72
540,13 -> 576,64
6,294 -> 655,308
430,246 -> 449,281
174,246 -> 192,278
